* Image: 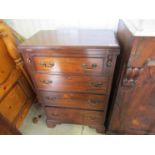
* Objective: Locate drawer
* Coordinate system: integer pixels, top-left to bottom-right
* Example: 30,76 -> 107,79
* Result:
30,56 -> 104,75
35,74 -> 108,94
45,107 -> 104,126
38,91 -> 106,110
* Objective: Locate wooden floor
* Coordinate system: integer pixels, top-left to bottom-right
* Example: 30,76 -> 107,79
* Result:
19,103 -> 101,135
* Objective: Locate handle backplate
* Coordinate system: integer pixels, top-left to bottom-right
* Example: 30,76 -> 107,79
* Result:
81,64 -> 97,70
39,62 -> 55,68
40,79 -> 53,84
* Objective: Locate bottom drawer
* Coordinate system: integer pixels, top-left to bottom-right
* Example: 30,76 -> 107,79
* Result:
45,107 -> 104,126
38,91 -> 106,110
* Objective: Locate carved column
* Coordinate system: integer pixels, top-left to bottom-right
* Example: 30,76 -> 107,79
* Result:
0,20 -> 34,89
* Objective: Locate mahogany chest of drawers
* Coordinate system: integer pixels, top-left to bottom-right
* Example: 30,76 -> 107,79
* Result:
18,30 -> 119,133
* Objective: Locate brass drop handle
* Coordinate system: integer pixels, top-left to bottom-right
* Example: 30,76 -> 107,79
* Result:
90,82 -> 104,88
40,79 -> 53,84
46,97 -> 57,101
81,64 -> 97,70
39,62 -> 55,68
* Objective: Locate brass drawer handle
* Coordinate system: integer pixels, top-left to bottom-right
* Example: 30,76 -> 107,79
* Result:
38,62 -> 55,68
81,64 -> 97,70
46,97 -> 57,101
40,80 -> 53,84
89,82 -> 104,88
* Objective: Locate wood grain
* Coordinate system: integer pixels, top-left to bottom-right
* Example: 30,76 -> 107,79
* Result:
35,74 -> 108,94
19,30 -> 120,134
19,30 -> 119,49
108,20 -> 155,134
38,91 -> 106,110
32,56 -> 104,75
0,20 -> 35,129
45,107 -> 104,131
0,113 -> 21,135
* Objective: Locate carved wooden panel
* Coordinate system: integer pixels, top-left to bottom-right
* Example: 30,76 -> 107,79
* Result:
0,39 -> 15,84
108,20 -> 155,134
0,82 -> 27,123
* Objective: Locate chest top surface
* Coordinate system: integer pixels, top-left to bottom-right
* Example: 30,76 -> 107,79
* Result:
19,29 -> 119,49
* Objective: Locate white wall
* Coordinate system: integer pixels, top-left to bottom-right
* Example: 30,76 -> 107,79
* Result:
5,19 -> 119,39
5,0 -> 120,37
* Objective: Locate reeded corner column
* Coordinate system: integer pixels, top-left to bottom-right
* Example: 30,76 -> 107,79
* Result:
0,20 -> 34,90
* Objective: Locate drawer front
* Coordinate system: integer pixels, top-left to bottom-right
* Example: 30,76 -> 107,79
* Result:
38,91 -> 106,110
45,107 -> 104,125
31,56 -> 104,75
35,74 -> 108,94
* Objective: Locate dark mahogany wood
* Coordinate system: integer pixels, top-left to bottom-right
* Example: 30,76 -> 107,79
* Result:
107,20 -> 155,134
45,107 -> 105,132
18,30 -> 119,49
38,91 -> 106,110
34,74 -> 108,94
18,30 -> 120,134
31,56 -> 104,75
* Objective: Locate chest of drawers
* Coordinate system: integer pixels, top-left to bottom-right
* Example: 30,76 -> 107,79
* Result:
19,30 -> 119,133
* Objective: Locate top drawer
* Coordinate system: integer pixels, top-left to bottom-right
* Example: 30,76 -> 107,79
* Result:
29,56 -> 105,75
